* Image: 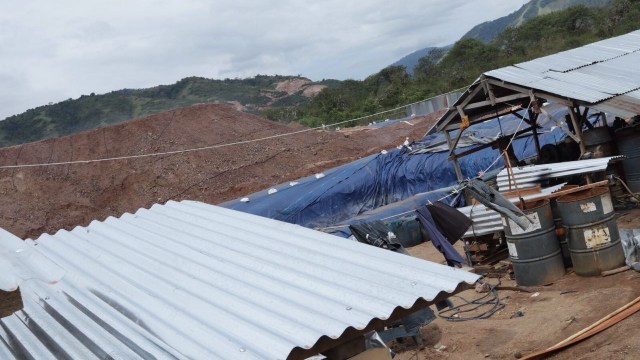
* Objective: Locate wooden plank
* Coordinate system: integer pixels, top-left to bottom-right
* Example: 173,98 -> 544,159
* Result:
568,106 -> 586,155
448,126 -> 535,161
464,93 -> 530,110
521,295 -> 640,359
437,84 -> 485,131
448,127 -> 465,156
523,181 -> 608,202
501,185 -> 542,198
445,130 -> 464,181
482,80 -> 497,106
484,78 -> 574,106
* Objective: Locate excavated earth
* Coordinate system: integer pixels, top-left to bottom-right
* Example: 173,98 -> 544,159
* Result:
1,103 -> 639,359
0,103 -> 439,239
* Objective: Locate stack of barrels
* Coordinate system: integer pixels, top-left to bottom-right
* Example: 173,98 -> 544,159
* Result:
503,186 -> 626,286
556,187 -> 626,276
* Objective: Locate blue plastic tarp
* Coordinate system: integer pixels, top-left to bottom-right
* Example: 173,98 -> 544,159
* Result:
220,108 -> 571,235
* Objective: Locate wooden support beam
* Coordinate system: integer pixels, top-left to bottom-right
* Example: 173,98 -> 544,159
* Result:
530,110 -> 542,158
568,105 -> 586,155
482,80 -> 497,106
442,104 -> 517,131
437,84 -> 485,131
484,78 -> 574,107
464,93 -> 530,110
539,107 -> 581,143
448,126 -> 535,161
448,128 -> 465,157
445,130 -> 464,182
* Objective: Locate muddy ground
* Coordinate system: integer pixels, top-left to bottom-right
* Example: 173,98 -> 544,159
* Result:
1,104 -> 638,359
393,209 -> 640,360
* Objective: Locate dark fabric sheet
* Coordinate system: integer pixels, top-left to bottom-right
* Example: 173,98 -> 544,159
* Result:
415,207 -> 465,267
426,201 -> 472,244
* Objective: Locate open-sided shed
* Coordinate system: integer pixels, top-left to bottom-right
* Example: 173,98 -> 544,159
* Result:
434,30 -> 640,182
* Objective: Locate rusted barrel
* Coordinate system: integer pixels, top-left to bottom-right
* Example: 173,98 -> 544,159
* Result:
616,125 -> 640,193
503,199 -> 565,286
550,185 -> 578,267
557,187 -> 625,276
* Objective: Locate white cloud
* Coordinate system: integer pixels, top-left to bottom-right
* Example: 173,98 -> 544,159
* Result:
0,0 -> 529,119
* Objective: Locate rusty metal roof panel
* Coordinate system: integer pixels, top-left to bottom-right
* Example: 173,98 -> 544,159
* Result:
0,200 -> 478,360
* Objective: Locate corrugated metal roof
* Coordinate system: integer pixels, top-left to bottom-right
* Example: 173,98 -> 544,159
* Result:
496,156 -> 623,191
485,30 -> 640,103
459,184 -> 565,238
437,30 -> 640,133
591,89 -> 640,118
0,228 -> 64,292
0,200 -> 478,360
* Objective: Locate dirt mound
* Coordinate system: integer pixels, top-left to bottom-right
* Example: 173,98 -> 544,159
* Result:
0,103 -> 441,238
274,78 -> 326,96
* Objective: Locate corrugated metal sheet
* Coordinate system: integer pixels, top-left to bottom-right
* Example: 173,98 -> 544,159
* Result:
459,184 -> 565,238
0,228 -> 64,292
496,157 -> 623,191
485,30 -> 640,104
437,30 -> 640,133
0,200 -> 478,360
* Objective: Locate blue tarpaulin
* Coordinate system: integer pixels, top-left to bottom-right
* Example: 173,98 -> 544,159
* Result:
220,107 -> 571,235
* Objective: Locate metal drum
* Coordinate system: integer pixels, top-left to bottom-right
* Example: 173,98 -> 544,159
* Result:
551,185 -> 578,267
616,125 -> 640,193
557,187 -> 625,276
584,127 -> 617,183
503,199 -> 565,286
583,127 -> 614,158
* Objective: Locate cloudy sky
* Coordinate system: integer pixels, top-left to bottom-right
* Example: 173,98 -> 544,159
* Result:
0,0 -> 529,119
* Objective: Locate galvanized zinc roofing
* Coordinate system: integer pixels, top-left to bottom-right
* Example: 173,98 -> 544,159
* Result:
436,30 -> 640,132
485,30 -> 640,103
0,200 -> 478,360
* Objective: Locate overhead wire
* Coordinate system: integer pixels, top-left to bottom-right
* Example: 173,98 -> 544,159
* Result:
315,99 -> 535,232
0,87 -> 467,170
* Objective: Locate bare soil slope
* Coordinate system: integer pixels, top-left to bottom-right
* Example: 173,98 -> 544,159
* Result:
0,104 -> 439,238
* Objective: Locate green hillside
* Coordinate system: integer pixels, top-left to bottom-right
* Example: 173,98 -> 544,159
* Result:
282,0 -> 640,127
462,0 -> 613,42
0,75 -> 335,147
2,0 -> 639,147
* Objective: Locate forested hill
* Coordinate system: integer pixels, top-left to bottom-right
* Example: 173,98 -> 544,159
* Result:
0,76 -> 337,147
462,0 -> 613,42
274,0 -> 639,128
2,0 -> 639,148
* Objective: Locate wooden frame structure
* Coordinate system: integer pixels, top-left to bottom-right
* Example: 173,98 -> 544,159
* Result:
434,74 -> 601,182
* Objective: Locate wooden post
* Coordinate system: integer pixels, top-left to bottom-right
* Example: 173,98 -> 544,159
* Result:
529,109 -> 542,160
568,106 -> 586,155
445,130 -> 464,182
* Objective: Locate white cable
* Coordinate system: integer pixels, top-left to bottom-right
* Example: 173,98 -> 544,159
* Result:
316,99 -> 535,232
0,88 -> 467,170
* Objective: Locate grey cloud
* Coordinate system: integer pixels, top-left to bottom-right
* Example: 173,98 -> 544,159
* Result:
0,0 -> 529,119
